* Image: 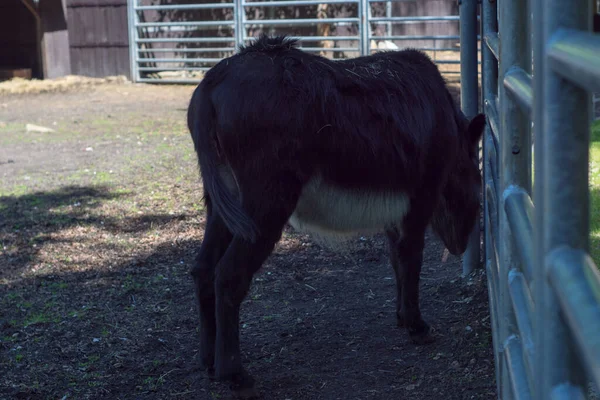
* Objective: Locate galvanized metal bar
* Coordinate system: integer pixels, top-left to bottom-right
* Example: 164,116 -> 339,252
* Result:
138,48 -> 236,53
531,0 -> 546,397
538,0 -> 592,396
235,0 -> 245,49
484,98 -> 500,151
507,269 -> 535,381
137,58 -> 223,63
243,17 -> 360,25
370,35 -> 463,41
487,138 -> 499,200
504,187 -> 535,283
136,21 -> 235,28
486,183 -> 499,250
385,0 -> 392,37
134,3 -> 234,10
238,0 -> 357,6
138,67 -> 211,71
498,0 -> 531,396
547,247 -> 600,390
369,16 -> 460,22
484,32 -> 499,61
359,0 -> 368,55
460,0 -> 481,277
550,383 -> 587,400
504,67 -> 533,115
547,28 -> 600,93
127,0 -> 138,82
136,78 -> 203,84
136,38 -> 236,43
481,0 -> 499,304
504,335 -> 534,400
295,47 -> 359,52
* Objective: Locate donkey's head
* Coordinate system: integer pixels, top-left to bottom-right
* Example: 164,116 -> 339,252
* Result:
430,113 -> 486,256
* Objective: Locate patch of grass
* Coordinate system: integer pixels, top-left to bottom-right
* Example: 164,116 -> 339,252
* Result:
23,312 -> 55,327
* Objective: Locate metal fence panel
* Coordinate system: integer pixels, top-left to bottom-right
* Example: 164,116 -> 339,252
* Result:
127,0 -> 469,84
482,0 -> 600,398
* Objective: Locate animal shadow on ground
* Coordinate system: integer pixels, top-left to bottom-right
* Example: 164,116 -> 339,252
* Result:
0,186 -> 495,399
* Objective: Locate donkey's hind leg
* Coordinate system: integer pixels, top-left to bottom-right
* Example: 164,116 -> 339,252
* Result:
191,195 -> 233,377
213,172 -> 303,398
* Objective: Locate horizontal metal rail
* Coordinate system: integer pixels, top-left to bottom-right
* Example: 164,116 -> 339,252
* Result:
135,3 -> 234,10
504,335 -> 533,400
137,58 -> 222,63
136,78 -> 204,84
504,67 -> 533,114
136,21 -> 234,28
243,17 -> 359,25
138,66 -> 211,71
547,29 -> 600,93
368,16 -> 460,22
550,383 -> 586,400
298,47 -> 359,52
254,35 -> 359,41
547,247 -> 600,391
483,98 -> 500,151
137,48 -> 236,53
135,38 -> 235,43
504,187 -> 534,282
484,32 -> 499,61
507,270 -> 535,377
243,0 -> 358,6
370,35 -> 463,41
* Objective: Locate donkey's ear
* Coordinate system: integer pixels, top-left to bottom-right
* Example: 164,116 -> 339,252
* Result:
467,113 -> 486,145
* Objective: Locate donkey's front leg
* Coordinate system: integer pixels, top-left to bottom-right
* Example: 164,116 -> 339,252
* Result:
388,226 -> 434,345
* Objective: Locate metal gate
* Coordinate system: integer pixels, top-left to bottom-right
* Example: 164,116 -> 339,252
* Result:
127,0 -> 470,84
477,0 -> 600,397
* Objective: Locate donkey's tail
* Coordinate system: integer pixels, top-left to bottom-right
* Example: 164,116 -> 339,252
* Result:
188,84 -> 259,242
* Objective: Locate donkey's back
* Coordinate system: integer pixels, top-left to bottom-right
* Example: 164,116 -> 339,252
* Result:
189,35 -> 471,244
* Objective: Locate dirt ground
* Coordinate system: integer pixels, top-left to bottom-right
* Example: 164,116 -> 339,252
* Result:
0,78 -> 496,399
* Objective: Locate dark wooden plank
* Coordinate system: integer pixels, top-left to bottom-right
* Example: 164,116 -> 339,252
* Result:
39,0 -> 71,78
66,0 -> 130,77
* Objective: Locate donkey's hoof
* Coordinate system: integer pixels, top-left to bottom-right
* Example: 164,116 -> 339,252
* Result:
408,323 -> 435,345
230,370 -> 258,399
396,311 -> 406,327
206,367 -> 216,380
232,385 -> 259,399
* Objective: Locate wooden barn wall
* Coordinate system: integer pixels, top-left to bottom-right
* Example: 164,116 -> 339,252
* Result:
67,0 -> 130,78
0,1 -> 40,77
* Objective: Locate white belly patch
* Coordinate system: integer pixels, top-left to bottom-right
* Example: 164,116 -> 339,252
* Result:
288,176 -> 410,245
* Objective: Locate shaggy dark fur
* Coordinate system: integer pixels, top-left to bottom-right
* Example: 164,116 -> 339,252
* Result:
187,34 -> 485,398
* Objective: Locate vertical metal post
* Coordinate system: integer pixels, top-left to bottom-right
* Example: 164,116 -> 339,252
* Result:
538,0 -> 591,398
498,0 -> 531,397
481,0 -> 499,393
359,0 -> 369,56
234,0 -> 245,51
531,0 -> 545,398
460,0 -> 481,277
127,0 -> 137,82
386,0 -> 392,42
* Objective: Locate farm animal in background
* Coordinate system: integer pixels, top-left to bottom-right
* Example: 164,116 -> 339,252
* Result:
187,35 -> 485,398
370,39 -> 400,51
